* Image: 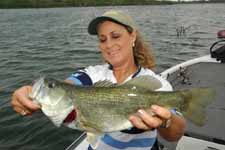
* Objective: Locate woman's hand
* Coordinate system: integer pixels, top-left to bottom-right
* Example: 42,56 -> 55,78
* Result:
129,105 -> 186,141
11,86 -> 41,116
129,105 -> 171,130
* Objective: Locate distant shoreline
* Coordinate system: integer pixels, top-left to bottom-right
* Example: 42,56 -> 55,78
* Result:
0,0 -> 170,9
0,1 -> 223,9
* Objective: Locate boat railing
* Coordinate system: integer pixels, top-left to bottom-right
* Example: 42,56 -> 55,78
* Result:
65,132 -> 86,150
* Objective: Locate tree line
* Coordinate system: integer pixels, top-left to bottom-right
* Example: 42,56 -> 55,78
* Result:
0,0 -> 173,8
0,0 -> 224,9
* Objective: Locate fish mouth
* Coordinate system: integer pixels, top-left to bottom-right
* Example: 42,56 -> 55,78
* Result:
29,77 -> 45,102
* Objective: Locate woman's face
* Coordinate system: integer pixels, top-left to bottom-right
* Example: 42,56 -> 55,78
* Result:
97,21 -> 136,68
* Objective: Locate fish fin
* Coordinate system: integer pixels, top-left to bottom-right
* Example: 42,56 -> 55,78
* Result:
180,88 -> 216,126
123,75 -> 162,91
93,80 -> 115,87
87,132 -> 102,149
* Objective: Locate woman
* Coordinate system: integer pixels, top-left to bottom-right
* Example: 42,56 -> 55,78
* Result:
11,10 -> 185,150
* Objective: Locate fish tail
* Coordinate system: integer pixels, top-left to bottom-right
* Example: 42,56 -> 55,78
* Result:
180,88 -> 215,126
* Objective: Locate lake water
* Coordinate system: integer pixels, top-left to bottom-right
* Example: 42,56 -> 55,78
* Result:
0,3 -> 225,150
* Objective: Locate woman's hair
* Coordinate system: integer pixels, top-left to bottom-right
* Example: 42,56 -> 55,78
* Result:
127,27 -> 155,69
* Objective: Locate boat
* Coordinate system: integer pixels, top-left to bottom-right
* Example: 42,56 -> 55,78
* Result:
159,39 -> 225,150
66,39 -> 225,150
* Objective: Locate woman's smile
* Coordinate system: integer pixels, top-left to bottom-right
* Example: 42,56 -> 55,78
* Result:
107,48 -> 120,57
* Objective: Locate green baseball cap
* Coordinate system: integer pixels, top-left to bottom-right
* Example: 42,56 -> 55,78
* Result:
88,10 -> 136,35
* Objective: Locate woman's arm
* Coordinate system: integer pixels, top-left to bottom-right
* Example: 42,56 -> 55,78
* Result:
157,112 -> 186,141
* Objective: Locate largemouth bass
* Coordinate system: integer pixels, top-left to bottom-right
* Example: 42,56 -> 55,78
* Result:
30,76 -> 215,133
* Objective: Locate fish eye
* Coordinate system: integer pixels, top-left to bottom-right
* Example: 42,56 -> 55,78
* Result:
48,82 -> 55,88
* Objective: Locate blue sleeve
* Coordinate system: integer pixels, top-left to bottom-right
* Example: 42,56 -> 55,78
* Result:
170,108 -> 183,116
67,71 -> 93,86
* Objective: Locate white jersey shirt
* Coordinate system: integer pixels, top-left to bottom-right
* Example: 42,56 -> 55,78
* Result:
66,64 -> 173,150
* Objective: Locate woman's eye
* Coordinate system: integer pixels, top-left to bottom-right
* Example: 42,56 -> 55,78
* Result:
112,34 -> 120,39
99,38 -> 106,43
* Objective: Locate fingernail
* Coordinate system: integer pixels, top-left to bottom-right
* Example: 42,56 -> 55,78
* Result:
138,109 -> 145,115
151,105 -> 158,110
150,111 -> 156,116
